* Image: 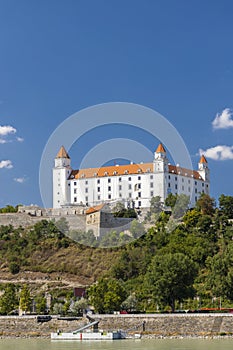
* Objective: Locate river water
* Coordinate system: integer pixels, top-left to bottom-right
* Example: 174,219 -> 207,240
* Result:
0,338 -> 233,350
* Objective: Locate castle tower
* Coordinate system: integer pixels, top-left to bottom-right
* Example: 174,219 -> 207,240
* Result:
153,143 -> 169,203
153,143 -> 169,173
198,155 -> 210,182
53,146 -> 72,208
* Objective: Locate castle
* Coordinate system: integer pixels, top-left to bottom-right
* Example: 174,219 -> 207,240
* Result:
52,143 -> 210,209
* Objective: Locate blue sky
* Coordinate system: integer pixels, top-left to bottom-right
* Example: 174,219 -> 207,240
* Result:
0,0 -> 233,207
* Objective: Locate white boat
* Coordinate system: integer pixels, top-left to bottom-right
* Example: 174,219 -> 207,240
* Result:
51,330 -> 123,340
51,315 -> 124,340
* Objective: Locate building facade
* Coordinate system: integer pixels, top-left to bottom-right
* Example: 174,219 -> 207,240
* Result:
52,144 -> 210,209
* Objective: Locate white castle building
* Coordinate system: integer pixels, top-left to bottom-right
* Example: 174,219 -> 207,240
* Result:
52,144 -> 210,209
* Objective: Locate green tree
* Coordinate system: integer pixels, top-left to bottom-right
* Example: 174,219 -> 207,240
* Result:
19,285 -> 32,314
219,194 -> 233,219
196,193 -> 215,216
35,295 -> 47,314
165,193 -> 177,208
0,284 -> 18,315
172,194 -> 190,219
145,253 -> 197,312
88,277 -> 126,313
70,297 -> 88,315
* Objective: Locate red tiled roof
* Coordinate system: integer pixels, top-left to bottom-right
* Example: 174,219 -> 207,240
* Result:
86,204 -> 105,215
199,155 -> 208,164
56,146 -> 70,159
155,143 -> 166,153
168,165 -> 203,180
69,162 -> 203,181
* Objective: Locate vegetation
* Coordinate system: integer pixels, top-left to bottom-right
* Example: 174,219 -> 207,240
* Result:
0,193 -> 233,314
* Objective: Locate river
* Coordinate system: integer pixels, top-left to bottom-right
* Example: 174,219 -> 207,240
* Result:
0,338 -> 233,350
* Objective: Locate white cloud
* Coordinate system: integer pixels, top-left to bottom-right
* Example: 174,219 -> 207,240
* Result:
0,160 -> 13,169
0,139 -> 7,144
212,108 -> 233,129
16,137 -> 24,142
0,125 -> 16,136
14,177 -> 26,183
199,145 -> 233,161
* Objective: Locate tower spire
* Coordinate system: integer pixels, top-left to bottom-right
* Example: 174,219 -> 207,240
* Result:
155,143 -> 166,153
56,146 -> 70,159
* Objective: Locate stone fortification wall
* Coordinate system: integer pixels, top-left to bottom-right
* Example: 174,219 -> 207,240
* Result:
0,213 -> 86,232
1,314 -> 233,338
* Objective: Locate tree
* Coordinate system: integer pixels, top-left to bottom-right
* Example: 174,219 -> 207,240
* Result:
70,297 -> 88,315
205,243 -> 233,301
172,194 -> 190,219
165,193 -> 177,208
0,284 -> 18,315
130,219 -> 145,239
150,196 -> 163,214
19,285 -> 32,314
88,277 -> 126,313
35,295 -> 47,314
196,193 -> 215,216
145,253 -> 197,312
219,194 -> 233,219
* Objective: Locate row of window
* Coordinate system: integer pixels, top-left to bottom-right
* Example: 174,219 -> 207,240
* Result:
73,175 -> 155,186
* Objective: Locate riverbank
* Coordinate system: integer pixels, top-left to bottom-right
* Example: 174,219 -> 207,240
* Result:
1,314 -> 233,338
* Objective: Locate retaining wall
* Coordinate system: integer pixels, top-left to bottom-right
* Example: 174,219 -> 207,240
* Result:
1,314 -> 233,338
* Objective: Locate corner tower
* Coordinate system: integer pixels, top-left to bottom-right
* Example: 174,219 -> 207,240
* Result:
53,146 -> 72,208
198,155 -> 209,182
153,143 -> 169,173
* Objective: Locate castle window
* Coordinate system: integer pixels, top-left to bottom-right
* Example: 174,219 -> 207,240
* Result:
175,184 -> 178,190
202,183 -> 204,187
182,178 -> 184,182
150,191 -> 154,197
119,177 -> 122,182
108,178 -> 111,183
108,194 -> 111,199
98,195 -> 101,200
195,188 -> 197,193
129,184 -> 132,190
74,197 -> 77,202
195,181 -> 197,185
129,193 -> 132,198
138,176 -> 141,180
150,183 -> 153,188
182,186 -> 184,191
97,187 -> 100,192
85,196 -> 88,202
57,192 -> 60,195
97,179 -> 100,184
119,185 -> 122,191
195,196 -> 198,202
175,177 -> 177,181
188,187 -> 190,192
206,184 -> 209,188
108,186 -> 111,191
188,180 -> 190,184
168,183 -> 170,188
168,175 -> 170,179
85,180 -> 88,185
119,193 -> 122,197
138,192 -> 141,198
138,183 -> 141,189
150,175 -> 153,179
74,189 -> 77,194
138,201 -> 141,207
85,188 -> 88,193
74,182 -> 77,186
128,177 -> 131,181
